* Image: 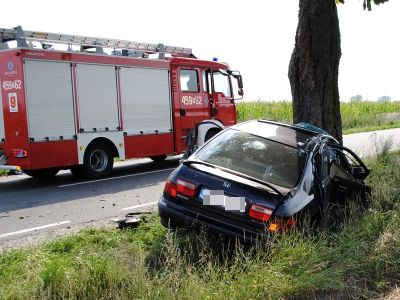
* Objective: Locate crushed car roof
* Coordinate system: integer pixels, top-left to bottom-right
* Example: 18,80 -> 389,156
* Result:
233,119 -> 331,149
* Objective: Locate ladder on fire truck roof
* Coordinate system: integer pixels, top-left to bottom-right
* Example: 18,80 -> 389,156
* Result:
0,26 -> 193,59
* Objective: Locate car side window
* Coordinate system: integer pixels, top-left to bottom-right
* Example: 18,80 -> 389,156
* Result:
328,144 -> 370,181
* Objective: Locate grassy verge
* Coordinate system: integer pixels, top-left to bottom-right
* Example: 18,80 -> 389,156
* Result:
1,139 -> 400,299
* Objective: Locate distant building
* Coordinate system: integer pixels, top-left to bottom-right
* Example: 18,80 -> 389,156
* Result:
350,95 -> 363,102
378,96 -> 391,102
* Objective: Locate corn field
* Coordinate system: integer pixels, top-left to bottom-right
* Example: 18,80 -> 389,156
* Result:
236,100 -> 400,131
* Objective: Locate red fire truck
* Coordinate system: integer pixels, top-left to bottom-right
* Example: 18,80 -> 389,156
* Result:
0,26 -> 243,179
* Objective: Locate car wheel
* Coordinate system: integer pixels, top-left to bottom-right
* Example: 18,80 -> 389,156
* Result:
300,212 -> 322,236
23,168 -> 60,178
149,155 -> 167,162
81,142 -> 113,179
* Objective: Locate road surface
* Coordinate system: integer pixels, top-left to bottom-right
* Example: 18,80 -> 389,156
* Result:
0,157 -> 181,251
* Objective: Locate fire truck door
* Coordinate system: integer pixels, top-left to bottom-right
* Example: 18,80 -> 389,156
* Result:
0,83 -> 4,143
210,71 -> 236,126
179,69 -> 209,129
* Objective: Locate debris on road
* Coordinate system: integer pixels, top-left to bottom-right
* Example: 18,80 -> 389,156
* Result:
112,212 -> 151,230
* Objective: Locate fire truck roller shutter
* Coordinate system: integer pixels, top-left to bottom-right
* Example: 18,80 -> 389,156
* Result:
24,60 -> 76,141
76,64 -> 120,132
119,67 -> 172,136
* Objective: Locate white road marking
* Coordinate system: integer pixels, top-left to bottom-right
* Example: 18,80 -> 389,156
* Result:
122,201 -> 158,211
0,221 -> 71,238
58,168 -> 175,188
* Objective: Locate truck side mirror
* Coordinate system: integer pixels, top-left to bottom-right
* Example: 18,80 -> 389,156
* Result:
236,74 -> 243,89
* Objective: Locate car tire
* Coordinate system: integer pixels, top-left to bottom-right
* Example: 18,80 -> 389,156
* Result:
80,142 -> 113,179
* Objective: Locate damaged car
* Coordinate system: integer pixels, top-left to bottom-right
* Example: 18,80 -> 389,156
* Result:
158,119 -> 371,243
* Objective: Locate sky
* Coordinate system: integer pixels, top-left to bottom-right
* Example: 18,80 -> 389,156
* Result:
2,0 -> 399,102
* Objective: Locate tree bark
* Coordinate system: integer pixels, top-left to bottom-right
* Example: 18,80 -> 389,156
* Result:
289,0 -> 343,144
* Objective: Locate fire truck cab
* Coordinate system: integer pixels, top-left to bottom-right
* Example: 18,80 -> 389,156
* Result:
0,26 -> 243,179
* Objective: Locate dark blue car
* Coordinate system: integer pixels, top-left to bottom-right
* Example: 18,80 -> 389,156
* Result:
158,119 -> 371,243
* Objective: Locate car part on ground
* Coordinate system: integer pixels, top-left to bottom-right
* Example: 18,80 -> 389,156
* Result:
112,212 -> 152,230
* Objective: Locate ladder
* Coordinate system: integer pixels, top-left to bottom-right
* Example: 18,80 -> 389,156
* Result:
0,26 -> 193,58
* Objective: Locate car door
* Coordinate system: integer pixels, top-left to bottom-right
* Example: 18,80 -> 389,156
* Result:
327,143 -> 371,208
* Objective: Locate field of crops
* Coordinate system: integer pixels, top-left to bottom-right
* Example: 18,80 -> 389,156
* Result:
236,100 -> 400,133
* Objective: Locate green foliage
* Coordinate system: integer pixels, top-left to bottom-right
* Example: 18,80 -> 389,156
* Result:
337,0 -> 389,11
236,100 -> 293,123
366,0 -> 389,11
236,100 -> 400,134
340,100 -> 400,131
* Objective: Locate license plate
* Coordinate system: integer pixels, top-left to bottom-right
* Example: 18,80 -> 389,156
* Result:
198,187 -> 209,200
198,188 -> 245,212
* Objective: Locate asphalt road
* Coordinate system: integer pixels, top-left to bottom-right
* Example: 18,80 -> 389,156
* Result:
0,156 -> 181,249
343,127 -> 400,156
1,128 -> 399,249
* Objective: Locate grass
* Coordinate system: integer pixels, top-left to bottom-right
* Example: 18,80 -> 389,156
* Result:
1,100 -> 400,298
1,137 -> 400,299
236,100 -> 400,134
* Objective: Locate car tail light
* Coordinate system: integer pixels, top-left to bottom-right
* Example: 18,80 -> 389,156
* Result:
11,149 -> 28,158
164,180 -> 177,197
177,178 -> 196,196
249,204 -> 273,222
268,219 -> 296,232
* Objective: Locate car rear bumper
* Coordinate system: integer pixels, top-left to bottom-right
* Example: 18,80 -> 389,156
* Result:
158,197 -> 269,244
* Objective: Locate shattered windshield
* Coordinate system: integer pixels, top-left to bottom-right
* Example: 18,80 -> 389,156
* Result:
195,129 -> 307,188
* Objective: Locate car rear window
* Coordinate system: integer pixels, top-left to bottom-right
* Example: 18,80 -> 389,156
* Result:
195,129 -> 307,188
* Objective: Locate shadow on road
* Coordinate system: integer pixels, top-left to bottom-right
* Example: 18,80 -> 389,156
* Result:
0,156 -> 181,213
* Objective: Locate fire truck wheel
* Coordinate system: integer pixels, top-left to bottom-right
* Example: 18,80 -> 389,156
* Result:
149,155 -> 167,162
81,142 -> 113,179
205,129 -> 220,142
70,165 -> 84,178
23,168 -> 60,178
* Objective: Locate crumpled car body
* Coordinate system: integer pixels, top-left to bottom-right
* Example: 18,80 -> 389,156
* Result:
158,119 -> 371,243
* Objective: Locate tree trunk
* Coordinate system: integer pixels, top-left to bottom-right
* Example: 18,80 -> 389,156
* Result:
289,0 -> 343,144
